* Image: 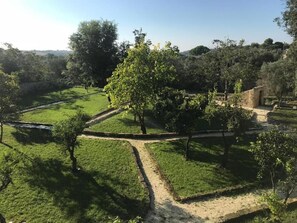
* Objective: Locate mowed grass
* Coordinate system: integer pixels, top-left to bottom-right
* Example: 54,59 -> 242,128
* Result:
19,86 -> 100,109
0,126 -> 149,223
20,93 -> 109,124
147,135 -> 258,198
268,108 -> 297,129
90,111 -> 167,134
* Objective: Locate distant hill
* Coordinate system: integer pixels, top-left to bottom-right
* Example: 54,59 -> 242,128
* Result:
23,50 -> 71,57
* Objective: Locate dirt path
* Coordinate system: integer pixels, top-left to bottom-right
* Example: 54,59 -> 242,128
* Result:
86,108 -> 122,126
81,135 -> 264,222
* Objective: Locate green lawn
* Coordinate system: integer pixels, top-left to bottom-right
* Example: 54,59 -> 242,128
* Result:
147,135 -> 259,198
268,108 -> 297,129
0,126 -> 149,223
19,86 -> 101,109
20,93 -> 109,124
89,111 -> 167,134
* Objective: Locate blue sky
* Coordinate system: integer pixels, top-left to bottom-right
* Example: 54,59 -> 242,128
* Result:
0,0 -> 292,51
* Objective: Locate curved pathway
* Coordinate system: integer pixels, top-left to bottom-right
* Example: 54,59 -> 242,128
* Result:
81,135 -> 264,223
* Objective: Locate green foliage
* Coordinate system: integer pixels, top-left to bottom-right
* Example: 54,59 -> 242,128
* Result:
0,43 -> 66,83
205,90 -> 252,167
261,59 -> 295,106
105,38 -> 179,134
0,70 -> 19,142
260,192 -> 287,222
275,0 -> 297,39
66,20 -> 118,87
250,129 -> 296,196
53,112 -> 88,172
189,45 -> 210,56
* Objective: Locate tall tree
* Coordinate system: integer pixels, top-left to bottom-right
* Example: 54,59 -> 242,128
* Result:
66,20 -> 118,87
0,71 -> 19,142
53,112 -> 88,172
275,0 -> 297,39
105,35 -> 179,134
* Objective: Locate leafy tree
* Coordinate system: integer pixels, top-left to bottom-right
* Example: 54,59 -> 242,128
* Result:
66,20 -> 118,87
261,59 -> 295,106
263,38 -> 274,47
250,129 -> 297,200
0,71 -> 19,142
53,112 -> 88,172
275,0 -> 297,39
205,88 -> 252,168
105,36 -> 178,134
189,45 -> 210,56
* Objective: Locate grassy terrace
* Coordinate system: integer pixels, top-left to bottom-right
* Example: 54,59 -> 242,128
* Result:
20,92 -> 109,124
147,135 -> 259,198
89,111 -> 166,134
0,126 -> 149,222
19,87 -> 100,109
268,108 -> 297,129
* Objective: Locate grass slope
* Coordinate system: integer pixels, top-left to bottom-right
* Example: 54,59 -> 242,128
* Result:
20,93 -> 109,124
268,108 -> 297,129
0,126 -> 149,222
90,111 -> 166,134
147,135 -> 258,198
19,87 -> 100,109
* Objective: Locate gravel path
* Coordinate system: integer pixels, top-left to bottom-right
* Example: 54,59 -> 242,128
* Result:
81,135 -> 264,223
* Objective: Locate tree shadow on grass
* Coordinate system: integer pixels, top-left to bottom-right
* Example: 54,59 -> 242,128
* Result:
24,157 -> 147,222
11,128 -> 52,145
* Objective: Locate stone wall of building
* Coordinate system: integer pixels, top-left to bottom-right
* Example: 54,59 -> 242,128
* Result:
240,86 -> 265,108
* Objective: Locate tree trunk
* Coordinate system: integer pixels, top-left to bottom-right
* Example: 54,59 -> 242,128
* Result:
138,113 -> 147,134
185,133 -> 192,161
0,213 -> 6,223
221,130 -> 229,168
224,80 -> 228,101
69,148 -> 77,172
0,122 -> 3,143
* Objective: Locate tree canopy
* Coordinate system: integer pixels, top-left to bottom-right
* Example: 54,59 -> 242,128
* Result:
66,20 -> 118,87
105,36 -> 179,134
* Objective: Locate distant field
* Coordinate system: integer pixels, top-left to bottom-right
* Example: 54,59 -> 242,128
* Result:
147,135 -> 259,198
20,92 -> 109,124
89,111 -> 167,134
268,108 -> 297,129
0,126 -> 149,222
19,86 -> 100,109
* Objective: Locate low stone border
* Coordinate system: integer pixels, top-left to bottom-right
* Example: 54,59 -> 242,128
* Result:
221,197 -> 297,222
82,127 -> 262,140
5,121 -> 53,130
86,108 -> 122,127
82,129 -> 180,139
145,143 -> 261,203
126,142 -> 152,214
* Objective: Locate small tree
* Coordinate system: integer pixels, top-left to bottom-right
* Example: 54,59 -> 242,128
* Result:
53,112 -> 88,172
154,88 -> 206,160
250,129 -> 296,197
0,71 -> 19,143
205,88 -> 252,168
250,129 -> 297,221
